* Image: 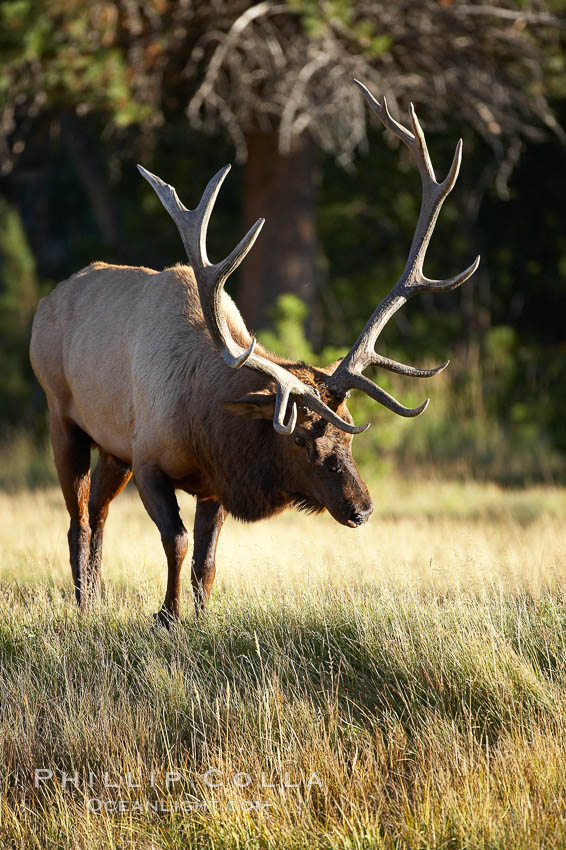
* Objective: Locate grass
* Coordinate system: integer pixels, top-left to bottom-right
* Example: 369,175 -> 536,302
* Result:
1,477 -> 566,848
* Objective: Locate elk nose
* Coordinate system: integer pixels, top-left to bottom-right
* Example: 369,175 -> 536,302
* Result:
349,505 -> 373,526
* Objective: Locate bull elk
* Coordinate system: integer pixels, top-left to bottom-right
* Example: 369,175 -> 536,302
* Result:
30,81 -> 479,622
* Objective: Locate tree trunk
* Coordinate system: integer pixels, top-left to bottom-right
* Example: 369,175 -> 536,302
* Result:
239,130 -> 317,333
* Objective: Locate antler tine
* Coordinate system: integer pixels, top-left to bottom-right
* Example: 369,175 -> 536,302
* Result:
138,163 -> 264,366
407,101 -> 437,184
371,354 -> 450,378
139,163 -> 368,436
418,255 -> 481,293
327,81 -> 480,418
199,215 -> 265,365
347,371 -> 430,417
137,164 -> 232,268
194,165 -> 232,267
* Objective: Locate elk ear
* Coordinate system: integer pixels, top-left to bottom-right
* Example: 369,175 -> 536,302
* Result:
224,392 -> 276,420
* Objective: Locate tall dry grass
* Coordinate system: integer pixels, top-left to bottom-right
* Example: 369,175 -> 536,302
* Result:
1,478 -> 566,848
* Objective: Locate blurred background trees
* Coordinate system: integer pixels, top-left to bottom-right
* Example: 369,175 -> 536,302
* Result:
1,0 -> 565,486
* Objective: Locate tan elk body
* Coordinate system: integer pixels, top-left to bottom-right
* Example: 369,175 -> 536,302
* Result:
32,261 -> 258,482
30,82 -> 479,621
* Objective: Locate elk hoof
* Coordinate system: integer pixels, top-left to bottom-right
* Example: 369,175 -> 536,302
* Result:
152,609 -> 178,630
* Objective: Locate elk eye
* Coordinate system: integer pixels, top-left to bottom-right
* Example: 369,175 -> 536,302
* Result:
294,436 -> 307,447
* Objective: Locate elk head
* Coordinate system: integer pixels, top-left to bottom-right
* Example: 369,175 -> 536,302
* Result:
138,80 -> 479,527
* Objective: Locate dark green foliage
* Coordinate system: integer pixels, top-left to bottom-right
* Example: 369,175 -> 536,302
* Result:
0,197 -> 39,430
0,1 -> 566,483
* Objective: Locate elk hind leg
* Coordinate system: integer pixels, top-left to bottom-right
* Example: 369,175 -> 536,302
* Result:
88,451 -> 132,601
50,415 -> 91,609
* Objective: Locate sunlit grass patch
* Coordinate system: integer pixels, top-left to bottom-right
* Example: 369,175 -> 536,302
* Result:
1,479 -> 566,848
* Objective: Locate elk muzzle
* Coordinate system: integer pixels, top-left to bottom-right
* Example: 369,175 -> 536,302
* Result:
318,453 -> 373,528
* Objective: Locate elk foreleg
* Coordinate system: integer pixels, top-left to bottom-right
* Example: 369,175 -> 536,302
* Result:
88,451 -> 132,601
50,415 -> 91,609
191,498 -> 226,615
134,465 -> 188,625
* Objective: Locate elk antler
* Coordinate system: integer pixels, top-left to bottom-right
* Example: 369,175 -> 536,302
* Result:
138,164 -> 367,436
326,80 -> 480,420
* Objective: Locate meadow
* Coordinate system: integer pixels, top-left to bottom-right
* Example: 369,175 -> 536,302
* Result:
1,476 -> 566,849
